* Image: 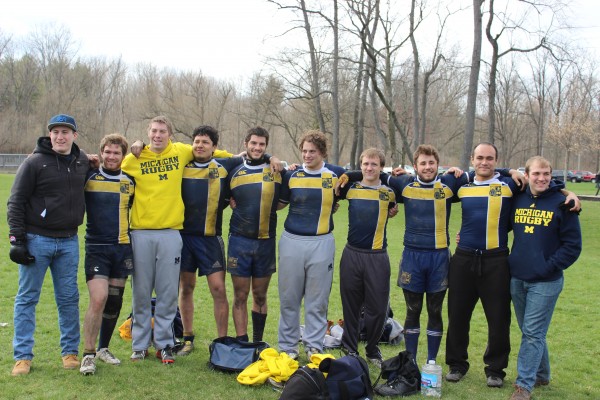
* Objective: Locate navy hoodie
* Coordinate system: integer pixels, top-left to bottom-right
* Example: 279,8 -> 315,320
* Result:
508,181 -> 582,282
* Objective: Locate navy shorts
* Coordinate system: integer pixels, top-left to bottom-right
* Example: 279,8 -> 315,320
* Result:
227,234 -> 276,278
181,234 -> 226,276
85,243 -> 133,281
397,247 -> 449,293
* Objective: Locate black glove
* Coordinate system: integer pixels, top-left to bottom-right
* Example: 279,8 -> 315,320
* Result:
559,199 -> 581,214
9,236 -> 35,265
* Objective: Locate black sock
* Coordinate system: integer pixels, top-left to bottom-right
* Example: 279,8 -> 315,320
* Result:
252,311 -> 267,342
98,286 -> 124,349
183,334 -> 195,343
236,334 -> 249,342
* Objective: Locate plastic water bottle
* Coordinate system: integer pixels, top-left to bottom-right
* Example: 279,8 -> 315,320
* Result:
421,360 -> 442,397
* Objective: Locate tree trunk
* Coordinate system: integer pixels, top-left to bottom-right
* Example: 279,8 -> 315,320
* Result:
331,0 -> 340,164
485,0 -> 498,144
461,0 -> 484,170
409,0 -> 421,146
300,0 -> 326,133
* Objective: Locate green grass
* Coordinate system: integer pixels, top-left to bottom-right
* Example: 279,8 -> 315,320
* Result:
565,181 -> 600,196
0,173 -> 599,399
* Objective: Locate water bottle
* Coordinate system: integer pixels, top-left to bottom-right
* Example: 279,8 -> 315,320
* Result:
421,360 -> 442,397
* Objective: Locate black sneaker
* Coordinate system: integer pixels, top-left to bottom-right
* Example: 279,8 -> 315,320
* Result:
158,346 -> 175,365
340,346 -> 359,357
446,370 -> 465,382
375,376 -> 419,397
366,350 -> 384,369
487,376 -> 503,388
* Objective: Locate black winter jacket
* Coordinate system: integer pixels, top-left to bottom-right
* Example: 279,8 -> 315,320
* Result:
7,137 -> 89,239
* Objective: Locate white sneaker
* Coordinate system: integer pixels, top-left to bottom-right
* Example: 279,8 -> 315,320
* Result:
284,350 -> 299,360
80,354 -> 96,375
97,348 -> 121,365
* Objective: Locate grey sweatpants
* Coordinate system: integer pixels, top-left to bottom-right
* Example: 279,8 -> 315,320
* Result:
131,229 -> 182,351
278,230 -> 335,352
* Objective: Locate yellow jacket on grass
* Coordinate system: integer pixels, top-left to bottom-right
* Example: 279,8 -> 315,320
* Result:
306,353 -> 335,373
237,348 -> 299,385
122,141 -> 230,230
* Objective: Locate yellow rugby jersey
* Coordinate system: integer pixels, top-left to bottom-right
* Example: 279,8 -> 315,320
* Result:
385,174 -> 468,250
121,141 -> 230,230
280,163 -> 346,236
340,182 -> 396,250
84,167 -> 135,244
457,176 -> 518,250
228,161 -> 282,239
181,157 -> 243,236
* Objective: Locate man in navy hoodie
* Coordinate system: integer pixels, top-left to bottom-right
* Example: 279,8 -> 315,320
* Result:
508,156 -> 582,400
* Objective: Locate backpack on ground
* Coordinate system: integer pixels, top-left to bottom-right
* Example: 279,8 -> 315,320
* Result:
373,350 -> 420,397
279,366 -> 330,400
208,336 -> 269,373
319,354 -> 374,400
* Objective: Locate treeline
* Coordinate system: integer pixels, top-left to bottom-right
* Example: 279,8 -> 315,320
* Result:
1,0 -> 599,172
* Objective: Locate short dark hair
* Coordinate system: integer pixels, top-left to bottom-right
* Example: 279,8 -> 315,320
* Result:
472,142 -> 498,160
100,133 -> 128,155
192,125 -> 219,146
413,144 -> 440,165
299,130 -> 328,159
244,126 -> 269,146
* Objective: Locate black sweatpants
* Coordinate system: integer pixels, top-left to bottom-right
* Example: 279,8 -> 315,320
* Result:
340,244 -> 390,357
445,247 -> 511,379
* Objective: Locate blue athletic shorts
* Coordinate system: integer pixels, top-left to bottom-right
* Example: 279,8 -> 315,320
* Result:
397,247 -> 449,293
85,243 -> 133,281
227,234 -> 276,278
181,234 -> 226,276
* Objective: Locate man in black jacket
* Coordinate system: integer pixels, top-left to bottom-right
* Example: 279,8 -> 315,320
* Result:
7,114 -> 89,376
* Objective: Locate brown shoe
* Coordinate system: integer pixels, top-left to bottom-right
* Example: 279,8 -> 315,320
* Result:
11,360 -> 32,376
510,385 -> 531,400
534,379 -> 549,387
62,354 -> 80,369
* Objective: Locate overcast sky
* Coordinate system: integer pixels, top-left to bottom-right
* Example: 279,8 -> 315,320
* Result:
2,0 -> 599,80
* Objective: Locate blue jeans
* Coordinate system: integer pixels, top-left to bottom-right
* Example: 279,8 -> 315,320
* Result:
510,276 -> 563,391
13,234 -> 80,360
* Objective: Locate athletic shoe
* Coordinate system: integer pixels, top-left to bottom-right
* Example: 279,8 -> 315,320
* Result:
130,350 -> 148,362
96,348 -> 121,365
367,354 -> 383,369
340,346 -> 359,357
80,354 -> 96,376
375,376 -> 420,397
62,354 -> 80,369
267,377 -> 285,390
11,360 -> 31,376
487,376 -> 504,388
176,340 -> 194,356
284,350 -> 299,360
157,346 -> 175,364
446,370 -> 465,382
305,347 -> 321,361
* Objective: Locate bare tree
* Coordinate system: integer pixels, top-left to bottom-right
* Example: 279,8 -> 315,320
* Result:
484,0 -> 556,145
460,0 -> 484,169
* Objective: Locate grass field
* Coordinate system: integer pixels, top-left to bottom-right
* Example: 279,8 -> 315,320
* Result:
0,174 -> 599,399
